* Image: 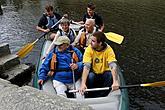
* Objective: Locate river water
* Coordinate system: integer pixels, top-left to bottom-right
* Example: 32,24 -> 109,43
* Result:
0,0 -> 165,109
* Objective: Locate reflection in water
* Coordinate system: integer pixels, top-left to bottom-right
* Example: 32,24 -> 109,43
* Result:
0,0 -> 165,109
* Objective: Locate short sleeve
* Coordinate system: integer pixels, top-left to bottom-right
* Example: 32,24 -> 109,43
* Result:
106,47 -> 117,63
83,45 -> 93,63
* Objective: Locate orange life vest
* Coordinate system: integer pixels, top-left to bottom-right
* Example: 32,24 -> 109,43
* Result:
48,48 -> 79,76
78,27 -> 99,49
79,32 -> 86,48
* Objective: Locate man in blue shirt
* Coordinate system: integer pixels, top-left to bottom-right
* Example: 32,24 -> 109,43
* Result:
36,5 -> 62,40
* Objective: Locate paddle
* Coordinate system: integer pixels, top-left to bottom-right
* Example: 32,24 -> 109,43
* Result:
71,59 -> 76,97
71,20 -> 124,44
69,81 -> 165,93
104,32 -> 124,44
16,18 -> 63,59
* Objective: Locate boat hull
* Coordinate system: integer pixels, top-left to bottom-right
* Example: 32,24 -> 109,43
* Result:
33,24 -> 129,110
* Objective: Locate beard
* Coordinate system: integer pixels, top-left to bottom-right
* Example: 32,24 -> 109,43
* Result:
91,44 -> 97,50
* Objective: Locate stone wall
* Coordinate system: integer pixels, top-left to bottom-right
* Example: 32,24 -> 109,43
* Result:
0,79 -> 91,110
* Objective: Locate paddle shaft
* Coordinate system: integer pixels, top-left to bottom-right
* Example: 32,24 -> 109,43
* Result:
119,84 -> 140,89
33,32 -> 47,44
72,59 -> 76,90
36,17 -> 63,42
69,85 -> 140,93
31,17 -> 63,44
69,81 -> 165,93
17,17 -> 63,58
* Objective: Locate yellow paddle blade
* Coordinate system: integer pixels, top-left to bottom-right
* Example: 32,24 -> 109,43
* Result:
141,81 -> 165,87
104,32 -> 124,44
16,43 -> 34,59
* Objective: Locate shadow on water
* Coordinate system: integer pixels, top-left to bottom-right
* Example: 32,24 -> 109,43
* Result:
0,0 -> 165,109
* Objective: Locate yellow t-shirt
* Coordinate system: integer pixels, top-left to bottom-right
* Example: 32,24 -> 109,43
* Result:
83,44 -> 117,74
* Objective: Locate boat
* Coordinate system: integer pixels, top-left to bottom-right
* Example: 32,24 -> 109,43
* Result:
33,23 -> 129,110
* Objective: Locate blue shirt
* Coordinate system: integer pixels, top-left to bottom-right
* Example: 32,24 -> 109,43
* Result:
39,46 -> 83,84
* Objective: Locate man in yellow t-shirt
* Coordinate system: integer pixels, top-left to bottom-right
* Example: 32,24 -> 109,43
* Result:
79,31 -> 119,97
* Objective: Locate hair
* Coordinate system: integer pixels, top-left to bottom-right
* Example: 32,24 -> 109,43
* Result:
60,18 -> 70,25
93,31 -> 106,44
45,5 -> 53,12
87,2 -> 95,10
86,18 -> 95,26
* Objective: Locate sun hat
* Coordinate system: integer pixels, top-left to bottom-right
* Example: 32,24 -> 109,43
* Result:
53,36 -> 70,45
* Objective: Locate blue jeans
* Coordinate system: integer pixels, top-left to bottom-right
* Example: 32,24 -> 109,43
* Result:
86,71 -> 113,98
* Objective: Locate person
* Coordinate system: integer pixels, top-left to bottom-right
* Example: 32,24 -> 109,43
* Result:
44,18 -> 77,58
79,31 -> 119,98
38,36 -> 83,97
78,2 -> 104,32
73,19 -> 99,54
36,5 -> 62,40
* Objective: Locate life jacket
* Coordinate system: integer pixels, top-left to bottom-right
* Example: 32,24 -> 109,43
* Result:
79,32 -> 87,48
79,27 -> 99,49
46,15 -> 58,29
48,46 -> 79,76
59,28 -> 75,43
43,12 -> 61,29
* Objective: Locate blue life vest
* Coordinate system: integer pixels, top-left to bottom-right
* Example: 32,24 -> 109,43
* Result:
46,15 -> 58,28
59,29 -> 75,43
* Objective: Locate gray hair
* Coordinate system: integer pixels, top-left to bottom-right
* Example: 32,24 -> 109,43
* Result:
85,18 -> 95,26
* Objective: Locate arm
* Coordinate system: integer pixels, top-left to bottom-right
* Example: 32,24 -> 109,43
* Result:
96,14 -> 104,32
38,53 -> 53,84
99,23 -> 104,32
109,62 -> 119,91
79,64 -> 90,94
36,15 -> 50,33
45,42 -> 55,57
36,26 -> 50,33
79,46 -> 92,94
46,34 -> 58,55
98,17 -> 104,32
45,31 -> 60,57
